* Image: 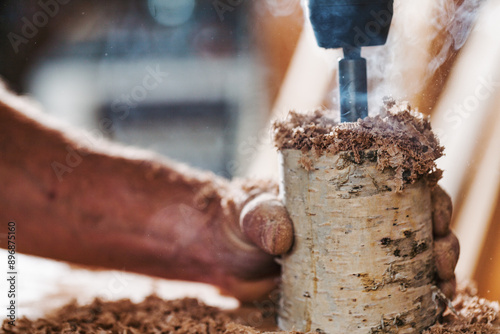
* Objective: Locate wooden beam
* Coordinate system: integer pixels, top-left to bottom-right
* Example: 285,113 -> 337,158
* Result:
452,86 -> 500,281
475,188 -> 500,300
246,27 -> 336,179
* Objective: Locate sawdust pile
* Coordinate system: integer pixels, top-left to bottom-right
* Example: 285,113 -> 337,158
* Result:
2,287 -> 498,334
1,296 -> 243,334
273,98 -> 444,189
424,284 -> 500,334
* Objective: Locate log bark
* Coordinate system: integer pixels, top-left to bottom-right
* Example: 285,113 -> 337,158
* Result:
278,149 -> 441,333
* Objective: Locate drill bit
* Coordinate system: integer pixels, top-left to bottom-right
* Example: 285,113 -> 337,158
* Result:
339,46 -> 368,122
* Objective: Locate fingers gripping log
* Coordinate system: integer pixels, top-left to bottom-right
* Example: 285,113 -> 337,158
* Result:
278,150 -> 440,333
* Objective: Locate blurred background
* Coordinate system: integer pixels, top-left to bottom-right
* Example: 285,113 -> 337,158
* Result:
0,0 -> 303,178
0,0 -> 499,313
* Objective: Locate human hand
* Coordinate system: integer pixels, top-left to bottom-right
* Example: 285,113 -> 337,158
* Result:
208,180 -> 293,302
431,185 -> 460,300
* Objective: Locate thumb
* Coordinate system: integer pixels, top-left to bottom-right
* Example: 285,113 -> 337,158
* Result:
239,194 -> 294,255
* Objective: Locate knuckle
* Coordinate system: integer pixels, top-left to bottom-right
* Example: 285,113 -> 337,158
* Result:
240,194 -> 293,255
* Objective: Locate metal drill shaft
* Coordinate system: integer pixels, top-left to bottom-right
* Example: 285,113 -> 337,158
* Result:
339,46 -> 368,122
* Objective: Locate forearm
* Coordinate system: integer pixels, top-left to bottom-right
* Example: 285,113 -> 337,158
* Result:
0,90 -> 248,286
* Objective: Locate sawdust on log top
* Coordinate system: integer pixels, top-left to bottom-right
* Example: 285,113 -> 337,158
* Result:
273,98 -> 444,189
2,287 -> 498,334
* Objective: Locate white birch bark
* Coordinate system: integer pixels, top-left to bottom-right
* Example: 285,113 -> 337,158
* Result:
278,149 -> 441,334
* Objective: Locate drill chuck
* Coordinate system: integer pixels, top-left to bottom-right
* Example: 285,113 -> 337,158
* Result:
308,0 -> 394,49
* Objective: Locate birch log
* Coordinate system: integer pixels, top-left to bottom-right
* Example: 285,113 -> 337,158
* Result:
278,149 -> 441,334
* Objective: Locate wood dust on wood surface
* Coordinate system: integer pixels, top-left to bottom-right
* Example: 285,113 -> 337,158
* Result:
1,285 -> 498,333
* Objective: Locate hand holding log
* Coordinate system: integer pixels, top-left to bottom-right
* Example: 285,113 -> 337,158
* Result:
432,185 -> 460,299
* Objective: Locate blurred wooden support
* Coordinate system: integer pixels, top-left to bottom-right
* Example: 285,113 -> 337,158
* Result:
413,0 -> 482,115
265,27 -> 337,126
431,0 -> 500,283
475,192 -> 500,301
251,2 -> 304,110
451,96 -> 500,282
247,27 -> 336,179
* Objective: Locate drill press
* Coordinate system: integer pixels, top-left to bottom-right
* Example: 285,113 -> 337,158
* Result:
307,0 -> 394,122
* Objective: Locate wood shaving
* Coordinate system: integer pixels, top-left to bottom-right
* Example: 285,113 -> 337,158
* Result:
273,98 -> 444,190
